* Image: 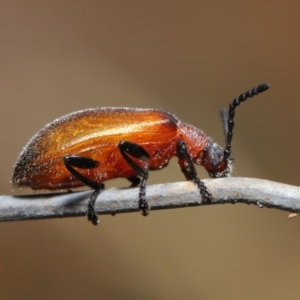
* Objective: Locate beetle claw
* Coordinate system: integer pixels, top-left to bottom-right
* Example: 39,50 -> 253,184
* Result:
201,187 -> 212,203
87,209 -> 99,225
139,200 -> 149,216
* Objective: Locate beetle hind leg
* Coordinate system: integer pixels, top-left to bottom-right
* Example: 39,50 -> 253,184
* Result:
118,141 -> 150,216
176,141 -> 212,202
63,155 -> 104,225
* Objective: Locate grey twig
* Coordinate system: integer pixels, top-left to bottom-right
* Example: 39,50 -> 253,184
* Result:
1,177 -> 300,223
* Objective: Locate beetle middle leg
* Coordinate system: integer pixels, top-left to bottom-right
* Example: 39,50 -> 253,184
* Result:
63,155 -> 104,225
118,141 -> 150,216
176,140 -> 212,202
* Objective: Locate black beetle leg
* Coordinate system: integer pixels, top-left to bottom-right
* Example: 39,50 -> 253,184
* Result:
63,155 -> 104,225
176,141 -> 212,202
118,141 -> 151,216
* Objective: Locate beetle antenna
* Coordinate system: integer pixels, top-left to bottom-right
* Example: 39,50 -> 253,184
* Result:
223,83 -> 270,160
220,109 -> 228,143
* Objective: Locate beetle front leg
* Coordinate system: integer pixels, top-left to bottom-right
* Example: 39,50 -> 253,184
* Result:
118,141 -> 150,216
176,141 -> 212,202
63,155 -> 104,225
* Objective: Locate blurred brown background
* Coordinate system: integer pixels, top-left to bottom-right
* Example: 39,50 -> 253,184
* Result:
1,1 -> 300,299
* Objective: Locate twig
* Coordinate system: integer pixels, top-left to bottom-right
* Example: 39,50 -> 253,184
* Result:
1,177 -> 300,223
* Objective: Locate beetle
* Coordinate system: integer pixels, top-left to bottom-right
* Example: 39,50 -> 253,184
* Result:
12,83 -> 269,225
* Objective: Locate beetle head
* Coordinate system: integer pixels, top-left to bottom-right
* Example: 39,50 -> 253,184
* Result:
201,142 -> 233,178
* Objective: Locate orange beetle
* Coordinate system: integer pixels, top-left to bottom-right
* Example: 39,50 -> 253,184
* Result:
12,83 -> 269,225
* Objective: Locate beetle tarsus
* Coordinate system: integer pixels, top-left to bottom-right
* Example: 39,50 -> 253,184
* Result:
139,200 -> 149,216
138,177 -> 149,216
87,213 -> 99,225
87,188 -> 101,225
87,209 -> 99,225
193,177 -> 212,202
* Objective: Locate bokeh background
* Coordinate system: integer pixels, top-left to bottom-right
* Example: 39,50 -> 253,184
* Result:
1,1 -> 300,299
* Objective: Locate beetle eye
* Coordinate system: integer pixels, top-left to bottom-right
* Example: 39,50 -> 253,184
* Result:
211,148 -> 223,170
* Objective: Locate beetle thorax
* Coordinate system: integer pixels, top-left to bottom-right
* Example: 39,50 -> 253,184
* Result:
177,122 -> 209,160
177,122 -> 232,178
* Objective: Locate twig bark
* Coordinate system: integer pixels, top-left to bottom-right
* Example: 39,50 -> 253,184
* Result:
1,177 -> 300,223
